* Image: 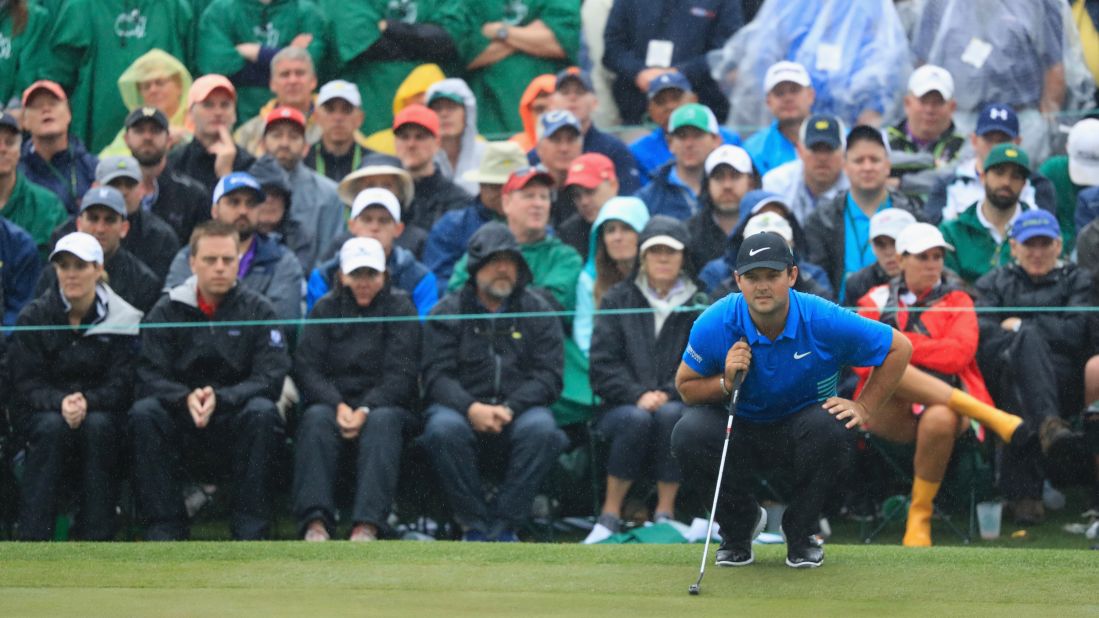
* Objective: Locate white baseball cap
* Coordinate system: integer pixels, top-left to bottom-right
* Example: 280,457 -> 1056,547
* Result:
907,64 -> 954,100
705,144 -> 754,175
896,222 -> 954,255
1068,118 -> 1099,187
50,231 -> 104,265
639,234 -> 685,253
317,80 -> 362,108
763,61 -> 811,93
744,212 -> 793,243
339,237 -> 386,275
869,208 -> 917,241
350,188 -> 401,223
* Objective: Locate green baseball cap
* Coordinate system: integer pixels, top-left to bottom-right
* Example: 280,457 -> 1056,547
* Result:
983,143 -> 1030,176
669,103 -> 719,136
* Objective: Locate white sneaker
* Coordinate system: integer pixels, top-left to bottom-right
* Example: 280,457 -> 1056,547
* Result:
582,523 -> 615,544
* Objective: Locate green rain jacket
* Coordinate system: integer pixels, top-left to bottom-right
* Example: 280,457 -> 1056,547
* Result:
0,2 -> 51,108
196,0 -> 328,125
42,0 -> 193,153
940,201 -> 1038,285
458,0 -> 580,136
1,172 -> 69,259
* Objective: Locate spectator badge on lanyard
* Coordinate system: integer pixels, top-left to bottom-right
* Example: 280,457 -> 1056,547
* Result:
961,38 -> 993,69
646,41 -> 674,69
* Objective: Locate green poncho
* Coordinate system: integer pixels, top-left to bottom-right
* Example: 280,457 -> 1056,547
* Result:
317,0 -> 463,135
42,0 -> 193,153
457,0 -> 580,136
196,0 -> 328,125
0,3 -> 51,108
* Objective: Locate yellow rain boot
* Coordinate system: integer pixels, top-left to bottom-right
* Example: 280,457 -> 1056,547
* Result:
902,477 -> 940,547
948,389 -> 1023,443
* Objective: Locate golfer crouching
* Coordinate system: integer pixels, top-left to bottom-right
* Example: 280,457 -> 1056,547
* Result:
671,231 -> 912,568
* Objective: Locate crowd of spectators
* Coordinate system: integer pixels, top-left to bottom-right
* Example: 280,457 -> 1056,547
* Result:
1,0 -> 1099,544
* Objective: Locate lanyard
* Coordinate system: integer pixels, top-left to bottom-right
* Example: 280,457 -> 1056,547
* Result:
844,199 -> 874,266
42,144 -> 78,204
314,143 -> 362,177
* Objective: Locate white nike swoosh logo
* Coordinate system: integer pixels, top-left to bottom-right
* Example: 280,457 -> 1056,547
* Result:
794,351 -> 812,360
749,247 -> 769,256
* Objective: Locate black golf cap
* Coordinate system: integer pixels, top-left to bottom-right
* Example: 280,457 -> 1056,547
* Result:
0,111 -> 19,133
125,106 -> 169,131
736,231 -> 794,274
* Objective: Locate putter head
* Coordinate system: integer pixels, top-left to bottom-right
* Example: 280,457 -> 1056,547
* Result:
688,584 -> 700,595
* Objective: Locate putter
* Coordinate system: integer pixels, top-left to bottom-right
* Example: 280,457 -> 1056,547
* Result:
688,367 -> 746,596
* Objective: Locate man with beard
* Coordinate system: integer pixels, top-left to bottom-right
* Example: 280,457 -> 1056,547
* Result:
123,108 -> 212,245
686,145 -> 757,268
447,167 -> 582,313
420,221 -> 568,542
260,106 -> 344,272
164,172 -> 303,320
941,144 -> 1038,284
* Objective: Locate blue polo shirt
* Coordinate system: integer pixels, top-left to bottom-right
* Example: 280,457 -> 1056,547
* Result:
743,121 -> 797,177
682,290 -> 893,422
841,193 -> 891,302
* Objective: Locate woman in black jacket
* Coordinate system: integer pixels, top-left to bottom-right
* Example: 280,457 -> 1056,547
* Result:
10,232 -> 142,541
292,237 -> 421,542
585,217 -> 709,542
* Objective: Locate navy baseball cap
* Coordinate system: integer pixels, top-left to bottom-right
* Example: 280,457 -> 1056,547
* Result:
212,171 -> 265,205
540,109 -> 582,139
648,72 -> 692,100
79,186 -> 128,218
0,111 -> 19,133
800,114 -> 844,150
1010,210 -> 1060,243
736,231 -> 795,274
976,103 -> 1019,138
555,68 -> 593,92
125,106 -> 169,131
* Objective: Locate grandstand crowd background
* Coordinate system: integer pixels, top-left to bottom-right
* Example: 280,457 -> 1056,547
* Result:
1,0 -> 1098,545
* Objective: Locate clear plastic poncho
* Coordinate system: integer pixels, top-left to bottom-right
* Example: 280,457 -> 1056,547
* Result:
911,0 -> 1094,112
708,0 -> 912,130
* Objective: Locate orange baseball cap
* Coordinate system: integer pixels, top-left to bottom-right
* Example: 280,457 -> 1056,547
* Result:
264,106 -> 306,133
392,104 -> 440,138
22,80 -> 67,107
565,153 -> 616,189
188,74 -> 236,107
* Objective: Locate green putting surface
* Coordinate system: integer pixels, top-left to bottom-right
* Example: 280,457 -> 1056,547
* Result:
1,542 -> 1096,617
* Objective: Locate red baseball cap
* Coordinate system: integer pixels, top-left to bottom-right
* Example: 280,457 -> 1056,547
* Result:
264,106 -> 306,133
502,167 -> 555,195
565,153 -> 616,189
22,80 -> 67,107
393,104 -> 440,138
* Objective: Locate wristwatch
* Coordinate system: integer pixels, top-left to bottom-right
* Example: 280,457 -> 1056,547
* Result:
495,25 -> 510,41
720,376 -> 731,397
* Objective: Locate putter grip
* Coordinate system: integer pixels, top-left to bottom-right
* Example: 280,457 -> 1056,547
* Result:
729,336 -> 748,391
